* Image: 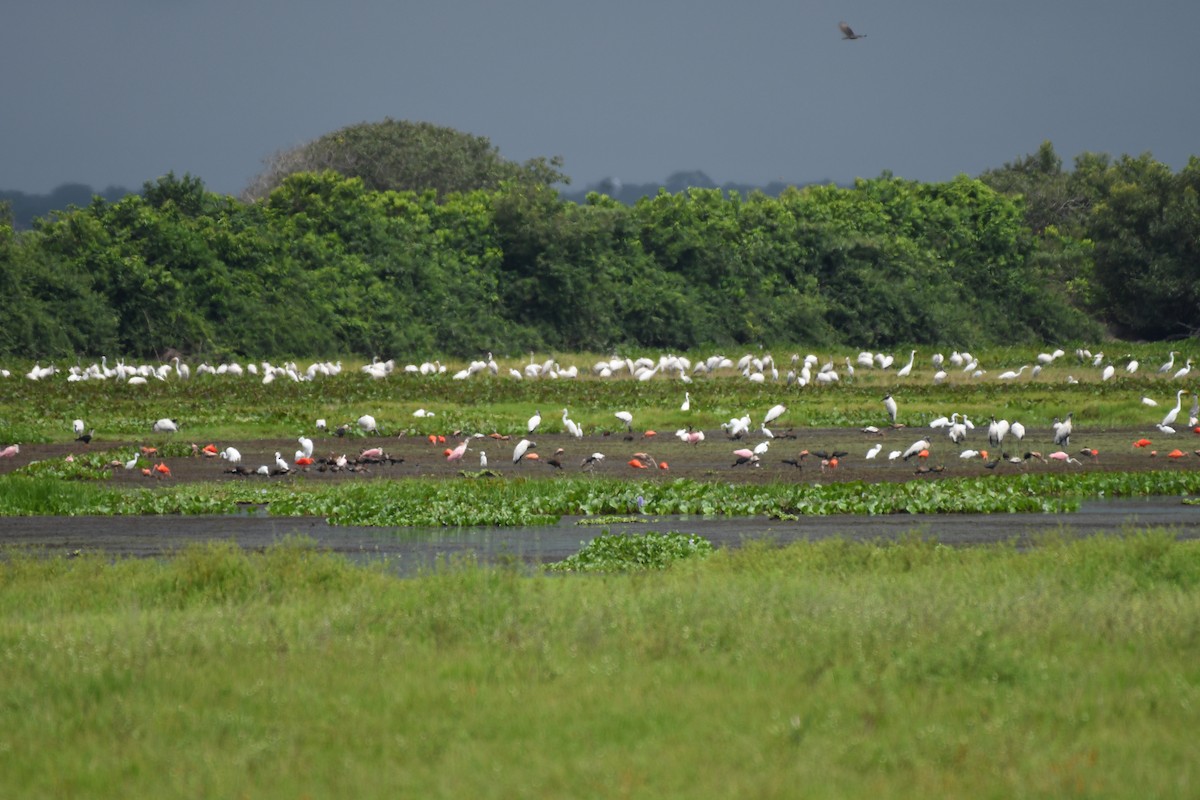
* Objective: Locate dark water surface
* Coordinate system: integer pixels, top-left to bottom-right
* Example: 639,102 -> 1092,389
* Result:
2,497 -> 1198,575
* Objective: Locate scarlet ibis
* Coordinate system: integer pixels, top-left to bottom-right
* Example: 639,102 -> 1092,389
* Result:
153,462 -> 171,476
1134,438 -> 1152,448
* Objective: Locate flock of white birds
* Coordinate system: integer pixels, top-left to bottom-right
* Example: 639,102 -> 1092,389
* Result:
2,346 -> 1197,473
3,346 -> 1194,387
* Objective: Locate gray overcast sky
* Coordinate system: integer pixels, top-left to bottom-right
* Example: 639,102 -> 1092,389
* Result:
3,1 -> 1197,196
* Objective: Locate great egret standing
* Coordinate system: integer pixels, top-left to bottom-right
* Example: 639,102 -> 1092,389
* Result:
1162,390 -> 1189,428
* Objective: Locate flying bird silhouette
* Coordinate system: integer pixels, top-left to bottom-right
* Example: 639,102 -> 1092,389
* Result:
839,21 -> 866,40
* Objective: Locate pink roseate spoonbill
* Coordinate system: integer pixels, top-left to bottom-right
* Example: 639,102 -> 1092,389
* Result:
446,440 -> 469,463
733,448 -> 755,461
0,443 -> 19,458
839,21 -> 866,39
677,428 -> 705,445
1047,451 -> 1081,465
359,447 -> 384,461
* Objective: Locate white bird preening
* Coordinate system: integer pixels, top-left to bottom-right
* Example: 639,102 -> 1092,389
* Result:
513,438 -> 536,464
298,436 -> 314,458
72,419 -> 85,436
274,452 -> 289,472
152,418 -> 178,433
221,447 -> 242,464
614,411 -> 633,433
763,404 -> 787,426
316,418 -> 327,431
357,414 -> 378,434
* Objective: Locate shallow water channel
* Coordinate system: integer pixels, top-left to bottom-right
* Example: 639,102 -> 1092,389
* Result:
2,497 -> 1199,575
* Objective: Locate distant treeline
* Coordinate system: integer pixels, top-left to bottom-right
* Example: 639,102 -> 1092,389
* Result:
1,184 -> 136,231
1,144 -> 1196,359
558,170 -> 842,206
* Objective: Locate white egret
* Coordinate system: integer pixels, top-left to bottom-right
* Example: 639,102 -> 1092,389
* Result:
1162,390 -> 1188,427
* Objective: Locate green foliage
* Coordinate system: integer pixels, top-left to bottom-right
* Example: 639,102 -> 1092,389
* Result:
11,145 -> 1200,359
1,535 -> 1199,797
242,118 -> 566,201
547,530 -> 715,572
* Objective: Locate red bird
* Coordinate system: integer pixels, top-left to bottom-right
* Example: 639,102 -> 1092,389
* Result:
202,443 -> 219,457
1133,439 -> 1152,448
627,458 -> 649,469
295,456 -> 315,466
153,462 -> 171,476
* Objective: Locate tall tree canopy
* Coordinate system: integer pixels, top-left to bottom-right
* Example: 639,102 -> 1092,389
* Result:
241,119 -> 566,202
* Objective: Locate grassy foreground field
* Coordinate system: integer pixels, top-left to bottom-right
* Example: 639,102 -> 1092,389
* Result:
2,534 -> 1198,798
